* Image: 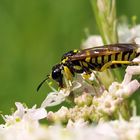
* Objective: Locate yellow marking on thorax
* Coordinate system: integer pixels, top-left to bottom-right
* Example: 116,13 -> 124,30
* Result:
63,66 -> 73,80
74,49 -> 78,53
85,57 -> 91,62
62,57 -> 68,64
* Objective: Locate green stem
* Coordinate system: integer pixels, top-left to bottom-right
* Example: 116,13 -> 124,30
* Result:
90,0 -> 118,44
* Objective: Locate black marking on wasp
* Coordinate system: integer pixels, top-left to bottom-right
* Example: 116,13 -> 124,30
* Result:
37,43 -> 140,91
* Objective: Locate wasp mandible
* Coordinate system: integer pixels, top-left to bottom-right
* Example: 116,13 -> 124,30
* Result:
37,43 -> 140,91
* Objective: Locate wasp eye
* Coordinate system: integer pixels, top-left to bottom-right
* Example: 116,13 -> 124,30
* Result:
51,64 -> 63,87
51,64 -> 62,80
52,68 -> 61,80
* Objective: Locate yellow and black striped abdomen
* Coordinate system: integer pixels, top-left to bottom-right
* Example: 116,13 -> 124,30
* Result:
82,50 -> 138,71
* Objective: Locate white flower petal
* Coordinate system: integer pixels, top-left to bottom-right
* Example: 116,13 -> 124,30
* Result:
122,80 -> 140,97
41,91 -> 66,108
67,119 -> 88,129
135,37 -> 140,45
82,35 -> 103,49
118,24 -> 132,43
122,65 -> 140,86
126,66 -> 140,75
14,102 -> 25,118
95,123 -> 117,139
118,24 -> 140,43
122,73 -> 132,86
89,73 -> 96,81
25,108 -> 47,120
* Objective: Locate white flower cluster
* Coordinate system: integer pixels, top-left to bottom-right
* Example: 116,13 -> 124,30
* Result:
1,103 -> 140,140
0,102 -> 47,140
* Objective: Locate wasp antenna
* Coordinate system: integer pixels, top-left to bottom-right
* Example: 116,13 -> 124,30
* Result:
37,75 -> 50,92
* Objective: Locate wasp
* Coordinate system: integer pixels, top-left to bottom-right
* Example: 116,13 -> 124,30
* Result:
37,43 -> 140,91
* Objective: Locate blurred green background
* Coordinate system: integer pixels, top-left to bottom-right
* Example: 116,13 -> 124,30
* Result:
0,0 -> 140,119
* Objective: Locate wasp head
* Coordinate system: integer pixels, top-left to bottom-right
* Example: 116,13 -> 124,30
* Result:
37,63 -> 64,91
51,64 -> 64,88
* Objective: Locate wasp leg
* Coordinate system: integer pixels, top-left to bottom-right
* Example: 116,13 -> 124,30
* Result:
100,60 -> 137,71
82,73 -> 91,79
63,66 -> 74,82
81,65 -> 92,79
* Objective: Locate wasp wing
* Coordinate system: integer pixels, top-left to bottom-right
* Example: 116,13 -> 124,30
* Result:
69,44 -> 137,61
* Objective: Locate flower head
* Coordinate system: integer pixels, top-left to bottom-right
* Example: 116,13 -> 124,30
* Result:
2,102 -> 47,127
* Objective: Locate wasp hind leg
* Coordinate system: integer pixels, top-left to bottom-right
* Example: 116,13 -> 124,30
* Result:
100,60 -> 140,71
